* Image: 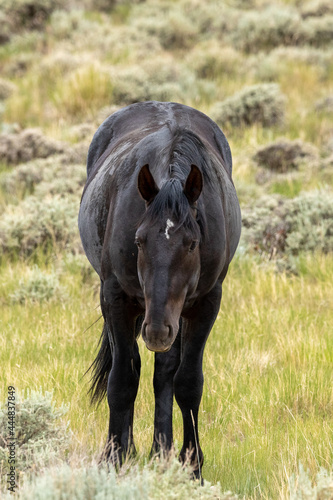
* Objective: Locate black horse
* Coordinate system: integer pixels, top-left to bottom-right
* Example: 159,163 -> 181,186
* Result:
78,101 -> 241,478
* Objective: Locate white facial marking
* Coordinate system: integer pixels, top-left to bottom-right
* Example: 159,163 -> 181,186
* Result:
165,219 -> 174,240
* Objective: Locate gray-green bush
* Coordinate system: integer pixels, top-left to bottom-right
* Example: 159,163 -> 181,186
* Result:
301,15 -> 333,46
315,95 -> 333,112
0,79 -> 16,100
0,195 -> 80,257
2,456 -> 236,500
1,0 -> 66,32
186,44 -> 244,80
111,60 -> 210,105
231,7 -> 302,52
241,189 -> 333,262
289,463 -> 333,500
130,2 -> 201,50
0,158 -> 85,199
9,266 -> 67,304
230,5 -> 333,53
212,83 -> 285,128
0,390 -> 69,482
301,0 -> 333,18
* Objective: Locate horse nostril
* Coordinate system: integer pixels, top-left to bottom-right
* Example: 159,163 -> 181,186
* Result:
142,322 -> 147,341
167,325 -> 173,341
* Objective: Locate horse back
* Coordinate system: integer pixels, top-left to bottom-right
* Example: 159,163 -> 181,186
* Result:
86,101 -> 232,180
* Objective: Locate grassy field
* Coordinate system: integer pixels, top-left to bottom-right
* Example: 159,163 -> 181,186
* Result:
1,253 -> 332,497
0,0 -> 333,498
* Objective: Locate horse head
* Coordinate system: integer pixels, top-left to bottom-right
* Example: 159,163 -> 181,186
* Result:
136,164 -> 203,352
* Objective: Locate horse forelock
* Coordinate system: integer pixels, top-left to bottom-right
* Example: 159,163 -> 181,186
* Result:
138,178 -> 203,241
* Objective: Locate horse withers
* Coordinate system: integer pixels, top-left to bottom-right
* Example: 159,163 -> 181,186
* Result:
78,101 -> 241,478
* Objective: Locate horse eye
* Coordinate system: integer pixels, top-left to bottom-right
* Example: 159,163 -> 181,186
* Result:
189,240 -> 198,252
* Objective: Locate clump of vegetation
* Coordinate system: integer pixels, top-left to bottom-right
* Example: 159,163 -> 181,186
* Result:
231,6 -> 302,52
0,79 -> 16,101
264,46 -> 333,73
289,463 -> 333,500
0,0 -> 65,37
241,189 -> 333,262
3,455 -> 235,500
301,0 -> 333,18
0,129 -> 67,165
285,190 -> 333,255
212,83 -> 285,128
230,4 -> 333,52
0,390 -> 69,484
53,64 -> 113,121
111,59 -> 207,105
315,95 -> 333,112
253,139 -> 318,173
301,15 -> 333,46
186,43 -> 244,80
134,10 -> 200,50
9,266 -> 67,304
0,157 -> 85,199
0,195 -> 80,258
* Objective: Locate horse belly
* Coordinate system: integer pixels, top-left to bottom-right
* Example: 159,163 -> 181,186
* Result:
79,177 -> 110,276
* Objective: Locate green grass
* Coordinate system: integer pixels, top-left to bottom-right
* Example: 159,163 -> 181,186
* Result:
269,177 -> 303,197
1,253 -> 332,498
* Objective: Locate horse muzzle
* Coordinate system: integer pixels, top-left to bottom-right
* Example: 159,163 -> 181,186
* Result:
141,321 -> 175,353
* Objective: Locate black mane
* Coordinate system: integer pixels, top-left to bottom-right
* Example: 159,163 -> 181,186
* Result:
168,129 -> 211,183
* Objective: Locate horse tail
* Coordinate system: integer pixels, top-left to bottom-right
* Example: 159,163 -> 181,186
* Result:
88,322 -> 112,405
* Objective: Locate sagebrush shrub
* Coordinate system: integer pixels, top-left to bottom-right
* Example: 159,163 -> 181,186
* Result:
130,3 -> 200,50
301,0 -> 333,18
0,195 -> 80,257
181,0 -> 237,35
285,190 -> 333,255
0,11 -> 11,44
1,0 -> 65,31
212,83 -> 285,128
268,46 -> 333,69
111,59 -> 205,105
0,390 -> 69,481
0,129 -> 66,165
230,5 -> 333,52
289,463 -> 333,500
241,189 -> 333,262
315,95 -> 333,112
0,78 -> 16,100
186,44 -> 243,80
5,455 -> 236,500
9,266 -> 67,304
253,139 -> 318,173
0,157 -> 86,199
300,15 -> 333,47
231,7 -> 302,52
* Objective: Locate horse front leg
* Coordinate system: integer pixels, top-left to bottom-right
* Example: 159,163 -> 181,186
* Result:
101,275 -> 142,466
173,283 -> 222,480
151,330 -> 181,456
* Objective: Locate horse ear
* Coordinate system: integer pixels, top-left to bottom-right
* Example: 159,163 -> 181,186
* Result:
138,164 -> 159,203
184,165 -> 203,204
